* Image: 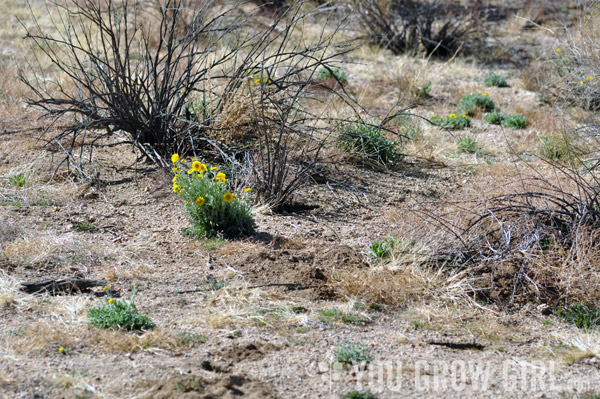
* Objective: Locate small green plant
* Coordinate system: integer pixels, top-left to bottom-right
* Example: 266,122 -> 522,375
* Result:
397,114 -> 424,141
176,377 -> 204,393
430,114 -> 471,130
538,134 -> 568,161
483,73 -> 509,87
319,308 -> 364,324
459,93 -> 495,116
8,173 -> 26,188
364,237 -> 397,262
333,344 -> 372,365
172,155 -> 255,239
338,120 -> 401,165
71,221 -> 98,233
483,110 -> 505,125
557,304 -> 600,329
456,136 -> 479,154
318,66 -> 348,84
340,391 -> 378,399
501,114 -> 528,129
177,331 -> 207,346
88,288 -> 154,331
419,81 -> 432,98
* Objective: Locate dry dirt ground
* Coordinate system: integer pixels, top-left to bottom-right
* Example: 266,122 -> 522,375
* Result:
2,1 -> 600,398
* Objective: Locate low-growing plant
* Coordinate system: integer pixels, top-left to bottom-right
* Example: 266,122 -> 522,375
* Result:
483,110 -> 505,125
318,66 -> 348,84
338,120 -> 402,166
8,173 -> 26,188
431,113 -> 471,130
501,114 -> 528,129
557,304 -> 600,329
177,331 -> 207,346
176,377 -> 204,393
333,344 -> 373,365
456,136 -> 479,154
538,134 -> 569,161
483,73 -> 509,88
71,221 -> 98,233
172,155 -> 255,239
340,391 -> 378,399
397,114 -> 424,141
419,81 -> 432,98
88,288 -> 154,331
459,93 -> 495,116
364,237 -> 397,262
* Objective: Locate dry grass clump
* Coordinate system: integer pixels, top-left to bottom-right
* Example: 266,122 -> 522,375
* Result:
89,329 -> 179,354
331,240 -> 475,307
0,162 -> 80,206
2,231 -> 112,270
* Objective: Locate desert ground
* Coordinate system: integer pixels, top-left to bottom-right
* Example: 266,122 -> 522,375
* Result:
1,0 -> 600,398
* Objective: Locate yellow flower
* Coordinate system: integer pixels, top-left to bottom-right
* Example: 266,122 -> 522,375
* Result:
187,169 -> 193,175
195,196 -> 205,206
462,114 -> 467,118
579,80 -> 584,86
173,167 -> 181,172
172,174 -> 179,183
244,188 -> 252,192
103,286 -> 109,291
108,298 -> 115,303
223,192 -> 234,203
210,166 -> 218,171
216,172 -> 226,184
555,48 -> 562,53
192,162 -> 207,172
255,78 -> 260,84
171,154 -> 179,163
481,93 -> 487,97
58,347 -> 64,352
173,184 -> 181,193
449,114 -> 457,118
197,173 -> 203,178
587,76 -> 594,81
180,188 -> 185,194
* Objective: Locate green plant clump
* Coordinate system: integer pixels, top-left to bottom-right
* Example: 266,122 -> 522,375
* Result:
8,173 -> 27,188
72,221 -> 98,233
483,110 -> 505,125
340,391 -> 378,399
172,155 -> 255,239
318,66 -> 348,84
88,290 -> 154,331
483,73 -> 509,87
431,114 -> 471,130
459,93 -> 495,116
333,344 -> 373,365
538,134 -> 568,161
365,237 -> 397,262
501,114 -> 528,129
338,121 -> 401,165
456,136 -> 479,154
557,304 -> 600,329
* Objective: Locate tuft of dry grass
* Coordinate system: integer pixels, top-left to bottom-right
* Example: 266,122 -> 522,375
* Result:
89,328 -> 179,354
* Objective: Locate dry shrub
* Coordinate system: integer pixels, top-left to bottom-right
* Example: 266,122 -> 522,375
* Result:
347,0 -> 486,58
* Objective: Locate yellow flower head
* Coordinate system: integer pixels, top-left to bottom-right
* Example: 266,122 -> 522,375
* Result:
195,196 -> 205,206
210,166 -> 218,171
555,48 -> 562,54
587,76 -> 595,81
216,172 -> 226,184
171,154 -> 179,163
462,114 -> 467,118
223,192 -> 234,203
58,347 -> 64,352
172,174 -> 179,183
449,114 -> 457,118
172,167 -> 181,172
103,286 -> 109,291
108,298 -> 116,303
197,173 -> 203,178
192,161 -> 207,172
481,93 -> 487,97
173,184 -> 182,193
244,188 -> 252,192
